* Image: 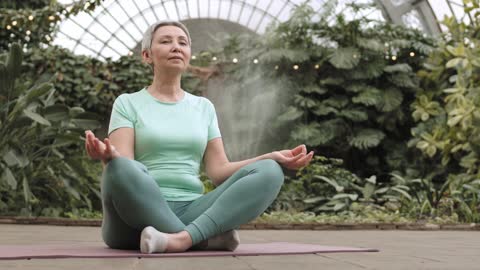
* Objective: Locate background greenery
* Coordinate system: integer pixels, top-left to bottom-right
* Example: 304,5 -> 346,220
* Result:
0,0 -> 479,223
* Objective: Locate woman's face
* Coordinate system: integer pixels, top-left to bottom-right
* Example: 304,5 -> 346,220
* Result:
144,25 -> 191,73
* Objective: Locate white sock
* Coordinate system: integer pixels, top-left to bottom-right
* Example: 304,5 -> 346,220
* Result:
140,226 -> 169,254
202,230 -> 240,251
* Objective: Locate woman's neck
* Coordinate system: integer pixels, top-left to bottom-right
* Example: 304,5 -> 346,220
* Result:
148,72 -> 184,101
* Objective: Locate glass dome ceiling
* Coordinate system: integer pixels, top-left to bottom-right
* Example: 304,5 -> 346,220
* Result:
53,0 -> 472,60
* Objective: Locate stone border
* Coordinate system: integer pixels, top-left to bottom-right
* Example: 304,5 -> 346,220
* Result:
0,216 -> 479,230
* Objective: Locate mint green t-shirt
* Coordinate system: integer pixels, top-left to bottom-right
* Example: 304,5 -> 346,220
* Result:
107,88 -> 222,201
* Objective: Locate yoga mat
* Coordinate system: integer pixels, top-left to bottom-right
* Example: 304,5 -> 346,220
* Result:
0,242 -> 378,260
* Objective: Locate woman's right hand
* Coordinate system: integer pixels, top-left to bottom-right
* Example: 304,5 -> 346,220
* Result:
85,130 -> 121,164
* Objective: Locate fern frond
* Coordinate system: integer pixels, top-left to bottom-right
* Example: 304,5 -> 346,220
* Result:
352,87 -> 382,106
339,108 -> 369,122
350,57 -> 385,79
278,106 -> 304,122
349,129 -> 386,149
301,84 -> 328,95
329,47 -> 360,69
312,106 -> 338,116
357,38 -> 384,52
294,94 -> 318,108
384,63 -> 412,73
388,73 -> 418,88
322,96 -> 349,108
377,88 -> 404,112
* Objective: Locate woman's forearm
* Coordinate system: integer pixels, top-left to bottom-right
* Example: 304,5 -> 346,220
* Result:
212,152 -> 273,186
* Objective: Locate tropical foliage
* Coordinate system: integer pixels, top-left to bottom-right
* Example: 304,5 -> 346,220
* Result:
206,2 -> 435,179
0,43 -> 102,216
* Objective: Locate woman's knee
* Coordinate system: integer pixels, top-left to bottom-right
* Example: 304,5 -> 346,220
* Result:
256,159 -> 285,187
102,157 -> 142,190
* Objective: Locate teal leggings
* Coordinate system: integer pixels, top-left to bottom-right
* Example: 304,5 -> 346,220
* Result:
100,157 -> 284,250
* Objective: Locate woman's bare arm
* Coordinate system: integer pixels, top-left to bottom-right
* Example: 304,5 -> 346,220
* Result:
108,127 -> 135,159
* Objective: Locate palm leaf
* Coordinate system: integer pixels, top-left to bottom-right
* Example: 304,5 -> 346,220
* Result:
329,47 -> 360,69
349,129 -> 385,149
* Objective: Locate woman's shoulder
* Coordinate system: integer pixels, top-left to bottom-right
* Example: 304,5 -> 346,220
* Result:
186,91 -> 215,108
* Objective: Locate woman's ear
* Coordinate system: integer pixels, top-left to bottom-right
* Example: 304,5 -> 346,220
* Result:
142,49 -> 152,64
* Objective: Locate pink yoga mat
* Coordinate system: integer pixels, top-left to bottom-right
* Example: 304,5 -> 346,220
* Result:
0,242 -> 378,260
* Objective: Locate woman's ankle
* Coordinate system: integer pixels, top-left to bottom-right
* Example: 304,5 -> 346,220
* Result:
166,231 -> 193,252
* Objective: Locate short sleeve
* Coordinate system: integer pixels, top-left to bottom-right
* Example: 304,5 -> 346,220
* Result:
207,101 -> 221,141
108,95 -> 135,136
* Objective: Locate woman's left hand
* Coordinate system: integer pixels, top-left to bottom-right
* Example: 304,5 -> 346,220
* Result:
269,144 -> 314,170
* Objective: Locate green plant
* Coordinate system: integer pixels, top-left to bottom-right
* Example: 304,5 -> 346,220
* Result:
0,43 -> 102,216
411,1 -> 480,178
390,173 -> 480,222
207,1 -> 434,179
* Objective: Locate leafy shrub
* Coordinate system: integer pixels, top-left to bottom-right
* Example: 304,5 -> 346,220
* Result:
0,43 -> 101,216
205,2 -> 435,179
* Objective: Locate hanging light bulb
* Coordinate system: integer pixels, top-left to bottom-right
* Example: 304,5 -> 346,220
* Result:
48,15 -> 55,21
314,64 -> 320,69
275,65 -> 279,70
6,25 -> 11,30
26,30 -> 31,35
192,55 -> 196,60
410,52 -> 415,57
212,56 -> 217,61
28,15 -> 34,21
253,59 -> 258,64
232,58 -> 238,63
391,55 -> 397,61
293,65 -> 299,70
12,21 -> 17,26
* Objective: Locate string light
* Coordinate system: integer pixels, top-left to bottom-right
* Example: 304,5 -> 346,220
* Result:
28,15 -> 34,21
6,25 -> 11,30
192,55 -> 196,60
253,59 -> 258,64
48,15 -> 55,21
275,65 -> 279,70
314,64 -> 320,69
353,54 -> 357,59
293,65 -> 299,70
232,58 -> 238,63
12,21 -> 17,26
410,52 -> 415,57
10,33 -> 15,38
26,30 -> 31,35
391,55 -> 397,61
212,56 -> 217,61
45,35 -> 51,41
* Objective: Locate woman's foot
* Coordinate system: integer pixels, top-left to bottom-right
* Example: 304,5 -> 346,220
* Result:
140,226 -> 192,253
194,230 -> 240,251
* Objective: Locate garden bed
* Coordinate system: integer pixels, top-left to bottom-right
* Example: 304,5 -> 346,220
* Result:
0,216 -> 478,231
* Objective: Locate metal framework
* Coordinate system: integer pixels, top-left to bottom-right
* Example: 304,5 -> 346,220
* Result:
54,0 -> 471,60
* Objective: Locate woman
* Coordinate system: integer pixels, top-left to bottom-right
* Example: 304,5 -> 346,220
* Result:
84,21 -> 314,254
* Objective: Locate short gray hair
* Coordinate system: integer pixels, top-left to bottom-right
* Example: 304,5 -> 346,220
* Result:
141,21 -> 191,52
